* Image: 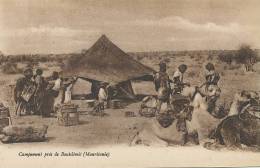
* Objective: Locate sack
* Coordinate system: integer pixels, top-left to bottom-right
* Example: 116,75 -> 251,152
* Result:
156,113 -> 175,128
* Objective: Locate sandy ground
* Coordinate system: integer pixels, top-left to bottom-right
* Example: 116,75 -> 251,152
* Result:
2,106 -> 260,167
0,59 -> 260,167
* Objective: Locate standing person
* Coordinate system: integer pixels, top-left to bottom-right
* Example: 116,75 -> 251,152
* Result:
42,71 -> 61,117
154,62 -> 171,114
64,77 -> 77,104
33,68 -> 47,115
97,82 -> 108,114
14,68 -> 35,116
204,63 -> 220,90
172,64 -> 189,95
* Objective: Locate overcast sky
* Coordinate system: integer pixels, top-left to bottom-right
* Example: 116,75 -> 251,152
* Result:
0,0 -> 260,54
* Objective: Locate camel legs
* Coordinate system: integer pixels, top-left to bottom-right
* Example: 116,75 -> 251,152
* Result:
221,128 -> 242,149
130,131 -> 169,147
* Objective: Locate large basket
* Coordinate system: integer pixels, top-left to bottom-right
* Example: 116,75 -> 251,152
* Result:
57,104 -> 79,126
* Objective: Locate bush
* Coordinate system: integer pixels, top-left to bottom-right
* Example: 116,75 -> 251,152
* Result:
163,58 -> 171,63
207,54 -> 214,60
236,44 -> 256,64
218,52 -> 233,64
1,62 -> 22,74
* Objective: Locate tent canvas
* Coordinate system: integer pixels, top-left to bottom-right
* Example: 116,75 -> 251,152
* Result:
63,35 -> 155,99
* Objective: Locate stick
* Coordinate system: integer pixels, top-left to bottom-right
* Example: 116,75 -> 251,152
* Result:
8,116 -> 12,125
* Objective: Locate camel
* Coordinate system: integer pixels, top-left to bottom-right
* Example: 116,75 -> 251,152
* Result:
204,92 -> 260,150
130,85 -> 254,147
130,103 -> 198,147
182,86 -> 258,141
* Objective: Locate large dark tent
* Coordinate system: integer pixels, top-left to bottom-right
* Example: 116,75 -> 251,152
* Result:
63,35 -> 155,99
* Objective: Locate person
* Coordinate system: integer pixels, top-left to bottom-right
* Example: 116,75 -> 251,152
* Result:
154,62 -> 171,114
33,68 -> 47,115
204,63 -> 220,90
14,68 -> 35,116
172,64 -> 189,95
63,77 -> 77,104
42,71 -> 61,117
97,82 -> 108,114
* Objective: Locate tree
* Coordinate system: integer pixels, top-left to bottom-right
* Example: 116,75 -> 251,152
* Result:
236,44 -> 257,71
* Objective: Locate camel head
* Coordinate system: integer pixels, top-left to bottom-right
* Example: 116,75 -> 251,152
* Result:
182,85 -> 221,102
207,85 -> 221,98
229,90 -> 259,116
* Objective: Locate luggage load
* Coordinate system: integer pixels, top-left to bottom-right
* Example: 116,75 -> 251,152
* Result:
139,96 -> 157,117
170,94 -> 190,113
246,104 -> 260,119
0,125 -> 48,143
57,103 -> 79,126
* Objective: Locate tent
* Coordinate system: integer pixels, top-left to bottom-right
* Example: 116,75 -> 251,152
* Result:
63,35 -> 155,99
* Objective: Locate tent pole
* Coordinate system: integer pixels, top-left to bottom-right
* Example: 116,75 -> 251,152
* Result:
118,86 -> 136,99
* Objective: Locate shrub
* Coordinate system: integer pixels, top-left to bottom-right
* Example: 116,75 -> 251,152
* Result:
218,52 -> 233,64
236,44 -> 256,64
163,58 -> 171,63
1,62 -> 22,74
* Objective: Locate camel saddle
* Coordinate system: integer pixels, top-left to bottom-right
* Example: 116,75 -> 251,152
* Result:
171,94 -> 190,113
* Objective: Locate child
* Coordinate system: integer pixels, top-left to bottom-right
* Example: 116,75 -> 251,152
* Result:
204,63 -> 220,90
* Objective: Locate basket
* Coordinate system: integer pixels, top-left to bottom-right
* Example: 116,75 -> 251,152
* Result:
109,99 -> 123,109
57,104 -> 79,126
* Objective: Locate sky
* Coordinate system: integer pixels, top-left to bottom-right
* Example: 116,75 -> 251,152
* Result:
0,0 -> 260,54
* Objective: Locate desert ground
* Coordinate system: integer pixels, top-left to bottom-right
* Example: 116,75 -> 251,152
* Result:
0,53 -> 260,166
